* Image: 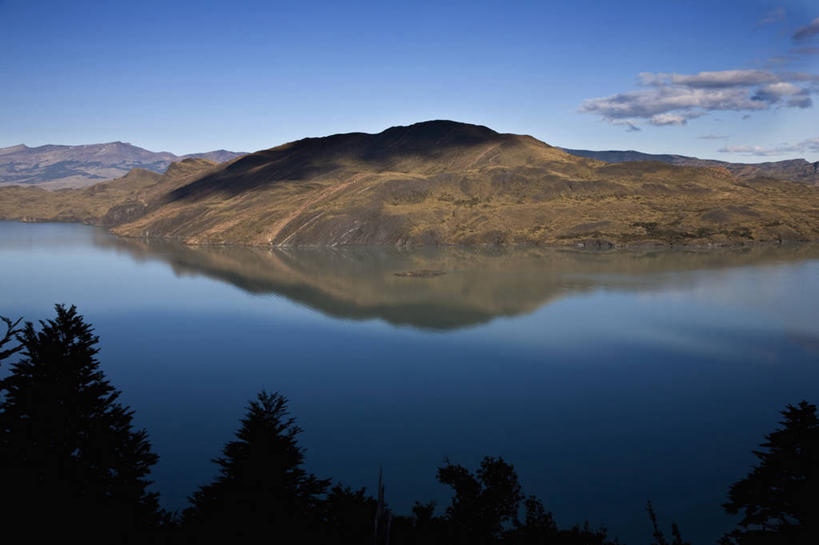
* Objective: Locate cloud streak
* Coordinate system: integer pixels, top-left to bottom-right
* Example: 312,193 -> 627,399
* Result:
757,7 -> 785,28
669,70 -> 780,88
793,18 -> 819,41
719,137 -> 819,157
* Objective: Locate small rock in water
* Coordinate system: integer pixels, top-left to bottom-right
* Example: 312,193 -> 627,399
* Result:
393,269 -> 446,278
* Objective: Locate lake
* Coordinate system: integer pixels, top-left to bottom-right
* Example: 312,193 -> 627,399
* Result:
1,221 -> 818,544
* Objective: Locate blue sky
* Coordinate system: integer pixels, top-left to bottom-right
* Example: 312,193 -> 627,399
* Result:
1,0 -> 817,161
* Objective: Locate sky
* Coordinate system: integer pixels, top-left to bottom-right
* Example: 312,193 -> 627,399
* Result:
1,0 -> 818,161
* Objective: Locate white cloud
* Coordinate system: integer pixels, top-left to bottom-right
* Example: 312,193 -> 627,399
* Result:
582,83 -> 770,120
581,69 -> 817,128
650,113 -> 690,126
755,82 -> 802,97
752,82 -> 813,107
581,18 -> 819,131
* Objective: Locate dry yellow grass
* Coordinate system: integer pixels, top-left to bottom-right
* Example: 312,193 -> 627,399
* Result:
1,121 -> 818,248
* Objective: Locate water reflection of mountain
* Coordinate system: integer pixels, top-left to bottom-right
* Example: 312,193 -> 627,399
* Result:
94,233 -> 819,330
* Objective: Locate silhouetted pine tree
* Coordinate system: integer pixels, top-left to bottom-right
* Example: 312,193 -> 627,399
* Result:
0,315 -> 22,363
0,304 -> 162,543
721,400 -> 819,545
183,391 -> 329,543
647,501 -> 690,545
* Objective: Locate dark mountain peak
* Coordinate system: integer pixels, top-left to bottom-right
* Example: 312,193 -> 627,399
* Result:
241,120 -> 508,173
375,120 -> 502,150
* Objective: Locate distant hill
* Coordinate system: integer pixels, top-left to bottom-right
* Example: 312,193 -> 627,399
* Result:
1,120 -> 818,248
561,148 -> 819,186
0,142 -> 245,189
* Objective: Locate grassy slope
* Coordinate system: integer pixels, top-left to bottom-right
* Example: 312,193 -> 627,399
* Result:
0,158 -> 219,224
2,121 -> 818,247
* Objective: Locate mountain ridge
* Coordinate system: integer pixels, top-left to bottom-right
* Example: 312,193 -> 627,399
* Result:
0,141 -> 246,189
561,148 -> 819,186
1,120 -> 818,248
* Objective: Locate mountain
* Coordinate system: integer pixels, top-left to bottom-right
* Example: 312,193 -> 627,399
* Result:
561,148 -> 819,186
0,157 -> 220,224
0,142 -> 246,189
1,120 -> 818,248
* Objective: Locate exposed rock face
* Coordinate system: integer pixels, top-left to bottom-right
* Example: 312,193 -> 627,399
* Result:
1,121 -> 818,248
100,202 -> 149,226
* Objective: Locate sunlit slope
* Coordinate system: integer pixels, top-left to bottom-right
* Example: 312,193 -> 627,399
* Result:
2,121 -> 818,247
0,158 -> 220,224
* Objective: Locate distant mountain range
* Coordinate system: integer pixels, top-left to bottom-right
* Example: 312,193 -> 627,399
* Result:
1,120 -> 817,248
0,142 -> 246,189
4,138 -> 816,192
561,148 -> 819,186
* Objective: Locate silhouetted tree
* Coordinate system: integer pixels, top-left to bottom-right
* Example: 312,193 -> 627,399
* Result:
183,391 -> 329,543
503,495 -> 558,544
390,501 -> 446,545
411,500 -> 441,541
320,484 -> 378,544
549,522 -> 614,545
392,457 -> 614,545
374,468 -> 392,545
437,456 -> 523,544
502,495 -> 613,545
721,400 -> 819,545
647,501 -> 689,545
0,315 -> 22,363
0,304 -> 162,543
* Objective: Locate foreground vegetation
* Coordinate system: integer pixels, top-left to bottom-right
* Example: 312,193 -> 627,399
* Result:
1,306 -> 817,544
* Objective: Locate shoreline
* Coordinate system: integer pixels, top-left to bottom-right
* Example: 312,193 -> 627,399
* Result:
5,218 -> 817,252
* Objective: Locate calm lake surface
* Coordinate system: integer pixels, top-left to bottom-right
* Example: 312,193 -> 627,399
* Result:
1,221 -> 818,543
